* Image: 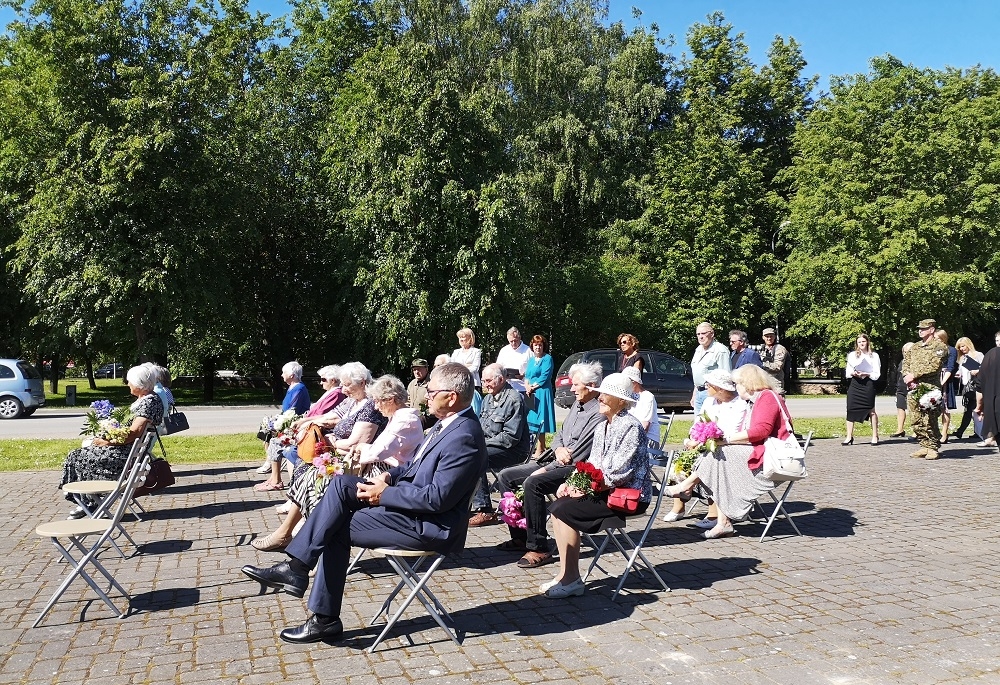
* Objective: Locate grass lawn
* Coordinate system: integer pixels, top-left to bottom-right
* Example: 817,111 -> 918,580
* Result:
0,416 -> 867,473
41,378 -> 277,407
0,434 -> 264,472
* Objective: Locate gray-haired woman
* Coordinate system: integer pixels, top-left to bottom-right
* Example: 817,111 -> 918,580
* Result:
61,364 -> 164,518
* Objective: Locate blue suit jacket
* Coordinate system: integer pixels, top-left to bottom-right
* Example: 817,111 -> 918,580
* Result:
378,408 -> 488,552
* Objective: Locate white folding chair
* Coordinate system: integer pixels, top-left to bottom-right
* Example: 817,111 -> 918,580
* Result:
582,449 -> 674,601
365,490 -> 476,651
755,430 -> 813,542
656,411 -> 675,448
62,430 -> 156,557
32,431 -> 155,627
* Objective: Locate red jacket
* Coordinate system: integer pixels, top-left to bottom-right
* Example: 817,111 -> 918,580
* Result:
745,390 -> 794,470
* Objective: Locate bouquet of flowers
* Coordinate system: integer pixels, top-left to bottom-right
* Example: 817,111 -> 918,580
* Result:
81,400 -> 133,445
498,489 -> 526,529
673,449 -> 700,478
312,443 -> 356,494
564,461 -> 606,495
911,382 -> 943,411
689,413 -> 725,453
258,409 -> 302,441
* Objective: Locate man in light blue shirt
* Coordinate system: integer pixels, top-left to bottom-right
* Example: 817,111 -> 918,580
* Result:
690,322 -> 731,415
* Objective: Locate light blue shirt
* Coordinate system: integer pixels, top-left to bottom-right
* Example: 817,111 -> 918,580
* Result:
691,340 -> 731,387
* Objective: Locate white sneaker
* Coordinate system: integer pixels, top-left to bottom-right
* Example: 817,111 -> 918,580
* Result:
694,518 -> 718,529
255,461 -> 271,475
663,510 -> 683,522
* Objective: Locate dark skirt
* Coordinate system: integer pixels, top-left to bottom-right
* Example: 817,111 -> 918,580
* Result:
548,493 -> 649,534
942,378 -> 957,410
896,389 -> 908,411
846,377 -> 877,422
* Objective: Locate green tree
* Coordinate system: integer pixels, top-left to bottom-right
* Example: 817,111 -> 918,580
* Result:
608,13 -> 814,356
773,57 -> 1000,358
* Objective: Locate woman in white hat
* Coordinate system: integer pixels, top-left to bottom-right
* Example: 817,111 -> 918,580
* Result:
667,364 -> 795,539
662,368 -> 747,526
541,373 -> 652,598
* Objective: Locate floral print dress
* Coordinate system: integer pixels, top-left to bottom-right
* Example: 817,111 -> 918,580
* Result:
60,393 -> 164,494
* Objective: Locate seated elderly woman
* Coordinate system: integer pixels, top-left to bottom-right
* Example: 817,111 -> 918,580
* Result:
667,364 -> 794,539
256,365 -> 346,491
663,368 -> 748,527
255,361 -> 313,475
541,373 -> 651,598
61,364 -> 165,518
250,365 -> 394,551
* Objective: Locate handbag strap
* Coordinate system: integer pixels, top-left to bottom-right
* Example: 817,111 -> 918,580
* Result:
763,390 -> 794,437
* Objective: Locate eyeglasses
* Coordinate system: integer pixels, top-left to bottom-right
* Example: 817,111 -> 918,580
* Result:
696,332 -> 711,337
425,388 -> 453,400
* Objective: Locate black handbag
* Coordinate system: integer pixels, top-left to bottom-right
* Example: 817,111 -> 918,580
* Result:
162,407 -> 190,435
134,458 -> 176,497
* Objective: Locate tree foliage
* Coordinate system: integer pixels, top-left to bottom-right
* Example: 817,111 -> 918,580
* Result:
773,57 -> 1000,358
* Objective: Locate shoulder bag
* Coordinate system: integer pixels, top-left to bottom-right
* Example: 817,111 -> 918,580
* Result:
162,406 -> 190,435
761,392 -> 807,481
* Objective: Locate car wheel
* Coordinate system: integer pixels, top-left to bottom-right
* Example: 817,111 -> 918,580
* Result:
0,397 -> 24,419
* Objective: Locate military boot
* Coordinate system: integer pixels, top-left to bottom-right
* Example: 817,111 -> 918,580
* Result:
910,447 -> 929,458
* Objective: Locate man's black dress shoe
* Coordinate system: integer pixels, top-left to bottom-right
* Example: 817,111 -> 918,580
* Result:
279,614 -> 344,644
241,561 -> 308,598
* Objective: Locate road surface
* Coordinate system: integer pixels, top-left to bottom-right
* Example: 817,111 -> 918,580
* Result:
0,396 -> 904,439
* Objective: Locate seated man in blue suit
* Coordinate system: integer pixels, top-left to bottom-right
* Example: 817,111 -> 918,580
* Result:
242,362 -> 488,644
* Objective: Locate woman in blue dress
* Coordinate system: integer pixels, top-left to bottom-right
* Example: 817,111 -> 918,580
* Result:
525,334 -> 557,457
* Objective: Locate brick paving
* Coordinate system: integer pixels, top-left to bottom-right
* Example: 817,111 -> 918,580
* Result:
3,437 -> 1000,684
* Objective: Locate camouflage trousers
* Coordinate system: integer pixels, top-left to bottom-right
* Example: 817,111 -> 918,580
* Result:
908,395 -> 942,450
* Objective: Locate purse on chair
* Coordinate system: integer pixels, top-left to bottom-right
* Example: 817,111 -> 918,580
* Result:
761,393 -> 807,481
607,487 -> 643,514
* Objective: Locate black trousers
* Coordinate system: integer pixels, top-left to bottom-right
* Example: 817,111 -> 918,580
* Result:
497,462 -> 574,552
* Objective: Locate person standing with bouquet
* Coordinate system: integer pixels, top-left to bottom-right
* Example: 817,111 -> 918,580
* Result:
541,373 -> 650,599
902,319 -> 948,460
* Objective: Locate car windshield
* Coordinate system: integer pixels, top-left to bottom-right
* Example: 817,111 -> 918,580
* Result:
556,353 -> 584,375
17,362 -> 41,379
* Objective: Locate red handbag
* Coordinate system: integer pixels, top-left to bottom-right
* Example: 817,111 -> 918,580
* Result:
607,487 -> 642,514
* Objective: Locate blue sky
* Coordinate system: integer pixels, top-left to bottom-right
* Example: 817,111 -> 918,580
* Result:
3,1 -> 998,91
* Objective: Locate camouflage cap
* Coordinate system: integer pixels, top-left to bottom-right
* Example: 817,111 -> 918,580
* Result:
917,319 -> 936,329
762,328 -> 776,336
410,358 -> 429,368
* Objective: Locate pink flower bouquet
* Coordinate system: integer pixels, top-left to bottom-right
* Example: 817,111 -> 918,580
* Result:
689,416 -> 725,453
498,490 -> 527,529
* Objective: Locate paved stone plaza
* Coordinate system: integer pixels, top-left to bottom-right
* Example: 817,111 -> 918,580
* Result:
3,437 -> 1000,684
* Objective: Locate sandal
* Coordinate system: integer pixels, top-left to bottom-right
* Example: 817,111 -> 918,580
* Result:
496,539 -> 527,551
517,551 -> 556,568
251,531 -> 292,551
253,480 -> 284,492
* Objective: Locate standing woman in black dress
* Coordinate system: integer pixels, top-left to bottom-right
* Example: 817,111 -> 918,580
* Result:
843,333 -> 881,445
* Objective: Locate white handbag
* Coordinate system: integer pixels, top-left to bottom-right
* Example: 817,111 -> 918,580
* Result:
760,392 -> 807,481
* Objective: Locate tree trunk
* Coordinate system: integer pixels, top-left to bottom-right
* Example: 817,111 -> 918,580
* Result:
49,351 -> 60,394
201,356 -> 216,402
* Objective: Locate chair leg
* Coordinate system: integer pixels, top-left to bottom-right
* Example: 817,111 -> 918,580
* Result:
346,548 -> 366,576
370,554 -> 430,623
33,538 -> 128,628
368,555 -> 455,652
758,482 -> 801,541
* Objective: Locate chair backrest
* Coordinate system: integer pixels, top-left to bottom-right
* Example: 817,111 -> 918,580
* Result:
90,429 -> 156,518
105,431 -> 157,527
800,430 -> 814,454
658,412 -> 676,446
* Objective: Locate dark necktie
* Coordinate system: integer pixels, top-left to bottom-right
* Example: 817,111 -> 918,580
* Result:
402,421 -> 445,477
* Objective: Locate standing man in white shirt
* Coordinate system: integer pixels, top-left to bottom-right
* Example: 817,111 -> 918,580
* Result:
623,366 -> 660,448
690,322 -> 731,415
496,326 -> 530,393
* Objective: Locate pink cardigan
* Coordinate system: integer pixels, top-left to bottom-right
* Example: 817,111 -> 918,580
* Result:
305,388 -> 345,418
745,390 -> 794,471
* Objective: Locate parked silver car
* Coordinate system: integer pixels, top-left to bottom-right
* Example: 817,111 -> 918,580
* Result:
0,359 -> 46,419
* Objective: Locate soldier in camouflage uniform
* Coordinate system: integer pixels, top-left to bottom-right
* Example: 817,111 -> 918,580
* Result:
902,319 -> 948,459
